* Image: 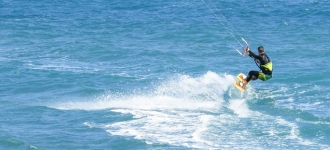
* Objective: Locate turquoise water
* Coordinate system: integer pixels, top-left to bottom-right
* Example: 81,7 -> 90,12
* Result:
1,0 -> 330,149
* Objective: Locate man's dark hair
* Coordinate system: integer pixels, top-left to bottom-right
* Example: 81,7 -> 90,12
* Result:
258,46 -> 264,52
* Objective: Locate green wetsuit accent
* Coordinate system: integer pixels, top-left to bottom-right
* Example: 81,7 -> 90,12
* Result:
258,72 -> 272,81
258,62 -> 273,81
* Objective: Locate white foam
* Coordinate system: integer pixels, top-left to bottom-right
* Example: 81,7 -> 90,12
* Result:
51,71 -> 233,111
192,115 -> 213,143
228,99 -> 253,118
52,95 -> 219,111
49,72 -> 327,149
49,71 -> 236,148
275,117 -> 317,146
105,109 -> 219,149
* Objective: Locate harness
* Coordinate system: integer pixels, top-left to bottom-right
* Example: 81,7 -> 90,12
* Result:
255,61 -> 273,81
254,54 -> 273,74
261,62 -> 273,72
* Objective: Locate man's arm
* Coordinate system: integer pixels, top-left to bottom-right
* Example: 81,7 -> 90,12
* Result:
248,50 -> 261,60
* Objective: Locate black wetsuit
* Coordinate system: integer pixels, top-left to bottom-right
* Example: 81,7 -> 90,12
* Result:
246,51 -> 272,82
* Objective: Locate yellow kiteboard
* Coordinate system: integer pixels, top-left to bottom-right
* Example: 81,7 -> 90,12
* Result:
234,73 -> 248,92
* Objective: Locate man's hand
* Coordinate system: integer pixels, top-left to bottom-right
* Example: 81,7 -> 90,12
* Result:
245,46 -> 250,54
254,59 -> 259,63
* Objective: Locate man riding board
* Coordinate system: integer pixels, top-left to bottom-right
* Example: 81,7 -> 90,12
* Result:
240,46 -> 273,87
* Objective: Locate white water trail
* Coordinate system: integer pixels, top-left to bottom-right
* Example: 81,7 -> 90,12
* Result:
49,71 -> 324,149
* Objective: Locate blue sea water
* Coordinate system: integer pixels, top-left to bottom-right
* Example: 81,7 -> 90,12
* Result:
1,0 -> 330,149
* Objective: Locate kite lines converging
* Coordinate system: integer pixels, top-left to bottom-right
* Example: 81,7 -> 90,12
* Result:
200,0 -> 249,56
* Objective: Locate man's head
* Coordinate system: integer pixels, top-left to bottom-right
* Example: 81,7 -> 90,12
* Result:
258,46 -> 264,54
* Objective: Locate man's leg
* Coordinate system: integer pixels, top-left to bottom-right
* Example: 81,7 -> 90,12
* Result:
246,71 -> 260,82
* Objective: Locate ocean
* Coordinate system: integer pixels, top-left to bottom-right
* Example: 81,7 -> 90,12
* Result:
1,0 -> 330,149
